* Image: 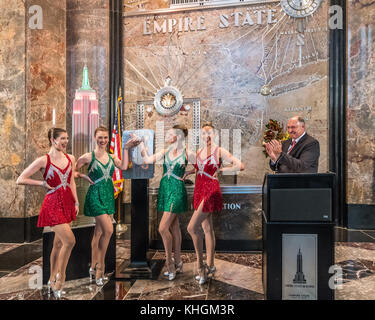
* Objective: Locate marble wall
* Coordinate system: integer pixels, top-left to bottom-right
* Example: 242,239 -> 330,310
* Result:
124,0 -> 170,13
0,0 -> 111,221
122,1 -> 330,188
0,1 -> 67,219
347,0 -> 375,205
25,0 -> 67,218
0,1 -> 26,218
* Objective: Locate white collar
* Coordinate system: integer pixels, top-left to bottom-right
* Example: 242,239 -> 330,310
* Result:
293,131 -> 306,144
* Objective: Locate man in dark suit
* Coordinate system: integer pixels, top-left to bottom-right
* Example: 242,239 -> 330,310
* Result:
265,116 -> 320,173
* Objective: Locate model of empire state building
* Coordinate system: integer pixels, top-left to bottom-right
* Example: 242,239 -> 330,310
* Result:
72,65 -> 99,159
293,248 -> 307,284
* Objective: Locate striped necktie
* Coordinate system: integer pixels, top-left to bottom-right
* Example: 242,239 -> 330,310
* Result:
287,140 -> 296,154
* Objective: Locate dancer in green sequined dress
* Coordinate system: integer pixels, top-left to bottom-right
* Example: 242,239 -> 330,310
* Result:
84,150 -> 115,217
157,147 -> 188,214
75,126 -> 139,286
140,125 -> 194,281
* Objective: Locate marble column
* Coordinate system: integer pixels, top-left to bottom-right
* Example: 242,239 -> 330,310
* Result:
66,0 -> 110,149
0,1 -> 67,242
347,0 -> 375,206
65,0 -> 110,215
0,1 -> 26,222
25,0 -> 67,222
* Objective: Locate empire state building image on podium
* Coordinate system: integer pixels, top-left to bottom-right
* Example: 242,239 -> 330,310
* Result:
293,248 -> 307,284
72,65 -> 99,159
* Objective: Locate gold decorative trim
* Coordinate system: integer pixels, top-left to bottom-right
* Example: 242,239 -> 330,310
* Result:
123,0 -> 280,17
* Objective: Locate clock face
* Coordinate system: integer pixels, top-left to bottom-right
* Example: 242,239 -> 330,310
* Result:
154,86 -> 183,116
281,0 -> 321,18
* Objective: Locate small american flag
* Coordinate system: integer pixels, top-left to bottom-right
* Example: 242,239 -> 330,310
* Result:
110,89 -> 124,198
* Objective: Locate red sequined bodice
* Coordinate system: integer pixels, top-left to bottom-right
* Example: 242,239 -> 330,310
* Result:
193,146 -> 223,213
37,153 -> 76,228
43,154 -> 72,192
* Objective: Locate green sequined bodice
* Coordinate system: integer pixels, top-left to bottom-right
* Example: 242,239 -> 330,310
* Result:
84,151 -> 116,217
157,148 -> 188,214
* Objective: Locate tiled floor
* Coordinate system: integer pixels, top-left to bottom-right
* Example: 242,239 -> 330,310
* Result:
0,227 -> 375,300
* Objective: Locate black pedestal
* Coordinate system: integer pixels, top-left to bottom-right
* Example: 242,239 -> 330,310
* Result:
120,179 -> 155,279
42,216 -> 116,285
262,173 -> 336,300
262,213 -> 335,300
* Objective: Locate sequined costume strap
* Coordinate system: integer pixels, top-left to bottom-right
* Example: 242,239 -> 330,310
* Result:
45,157 -> 72,195
46,182 -> 71,195
162,172 -> 184,181
198,170 -> 217,180
163,148 -> 185,181
43,154 -> 51,179
87,151 -> 96,172
91,153 -> 114,185
196,147 -> 219,180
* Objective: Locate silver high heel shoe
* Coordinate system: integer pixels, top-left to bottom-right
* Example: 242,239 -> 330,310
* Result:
89,267 -> 95,283
207,265 -> 216,278
197,265 -> 208,285
95,264 -> 104,286
195,263 -> 215,281
195,263 -> 206,281
51,273 -> 62,299
48,279 -> 66,295
164,261 -> 183,276
167,262 -> 176,281
176,261 -> 183,274
89,263 -> 105,286
163,262 -> 176,280
47,280 -> 52,296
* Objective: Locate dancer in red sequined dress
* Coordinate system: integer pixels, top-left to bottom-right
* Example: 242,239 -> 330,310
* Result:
37,152 -> 76,227
17,128 -> 79,299
193,145 -> 223,213
186,122 -> 244,285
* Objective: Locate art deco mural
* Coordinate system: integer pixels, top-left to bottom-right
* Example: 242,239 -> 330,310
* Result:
123,0 -> 330,188
122,0 -> 330,246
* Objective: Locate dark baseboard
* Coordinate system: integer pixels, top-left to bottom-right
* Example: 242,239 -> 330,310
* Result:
0,216 -> 43,243
25,215 -> 43,242
348,204 -> 375,229
149,239 -> 262,252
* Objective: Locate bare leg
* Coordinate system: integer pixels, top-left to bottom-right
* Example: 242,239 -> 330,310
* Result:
91,221 -> 103,270
187,200 -> 210,270
158,211 -> 177,272
51,223 -> 76,289
95,214 -> 113,278
202,214 -> 215,268
49,234 -> 63,282
170,216 -> 182,264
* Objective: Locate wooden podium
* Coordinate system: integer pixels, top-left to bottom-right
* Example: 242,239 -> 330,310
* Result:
262,173 -> 336,300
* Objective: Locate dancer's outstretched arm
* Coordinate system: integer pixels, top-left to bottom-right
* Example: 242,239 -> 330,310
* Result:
218,147 -> 245,173
139,140 -> 165,164
112,135 -> 141,170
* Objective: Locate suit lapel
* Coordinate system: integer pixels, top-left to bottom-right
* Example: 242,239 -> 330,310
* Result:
288,133 -> 308,156
282,139 -> 292,153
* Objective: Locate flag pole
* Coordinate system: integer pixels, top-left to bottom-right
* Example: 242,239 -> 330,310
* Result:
116,86 -> 127,237
116,193 -> 127,237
